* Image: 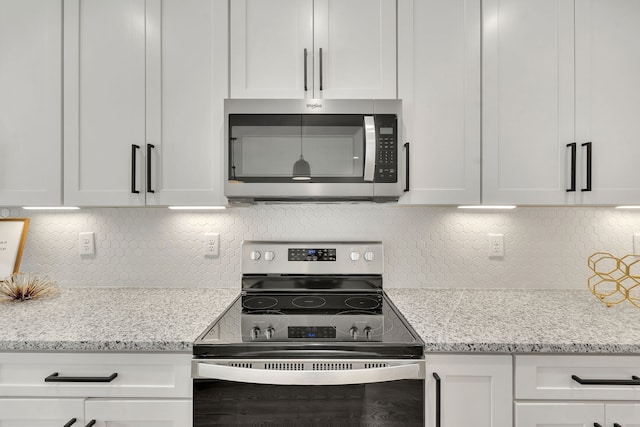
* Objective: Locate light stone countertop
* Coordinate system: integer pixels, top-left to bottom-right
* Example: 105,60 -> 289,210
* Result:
385,288 -> 640,353
1,287 -> 639,353
0,287 -> 239,352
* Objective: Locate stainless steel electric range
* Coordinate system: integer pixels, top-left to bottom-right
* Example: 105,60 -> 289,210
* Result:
192,241 -> 425,427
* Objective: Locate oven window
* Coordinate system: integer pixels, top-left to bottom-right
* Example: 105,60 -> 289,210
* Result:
229,114 -> 366,183
194,379 -> 424,427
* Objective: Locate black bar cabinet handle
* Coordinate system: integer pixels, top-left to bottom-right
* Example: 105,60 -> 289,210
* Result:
146,143 -> 155,193
581,141 -> 592,192
85,421 -> 97,427
64,419 -> 77,427
45,372 -> 118,383
319,47 -> 323,91
303,48 -> 308,92
131,144 -> 140,194
566,142 -> 576,192
404,142 -> 410,192
571,374 -> 640,386
433,372 -> 441,427
614,423 -> 622,427
594,424 -> 602,427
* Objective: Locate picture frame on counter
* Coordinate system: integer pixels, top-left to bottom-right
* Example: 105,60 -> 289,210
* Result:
0,218 -> 29,279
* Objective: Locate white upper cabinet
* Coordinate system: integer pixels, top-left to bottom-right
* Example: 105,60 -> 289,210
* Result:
398,0 -> 481,205
483,0 -> 640,205
0,0 -> 62,206
482,0 -> 575,205
64,0 -> 227,207
230,0 -> 396,99
575,0 -> 640,205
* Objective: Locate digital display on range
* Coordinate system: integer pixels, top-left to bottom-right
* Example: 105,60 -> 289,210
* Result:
289,326 -> 336,339
288,248 -> 336,261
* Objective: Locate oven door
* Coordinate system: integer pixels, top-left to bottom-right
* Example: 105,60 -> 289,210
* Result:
193,358 -> 425,427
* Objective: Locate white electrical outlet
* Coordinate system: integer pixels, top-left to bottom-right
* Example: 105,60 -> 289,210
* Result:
634,234 -> 640,255
488,233 -> 504,258
204,232 -> 220,257
79,231 -> 95,256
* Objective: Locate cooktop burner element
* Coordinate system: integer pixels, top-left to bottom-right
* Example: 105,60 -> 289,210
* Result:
291,295 -> 326,308
193,241 -> 424,359
242,296 -> 278,310
345,296 -> 381,310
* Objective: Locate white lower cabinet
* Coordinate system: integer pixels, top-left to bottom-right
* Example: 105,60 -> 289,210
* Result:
425,354 -> 513,427
85,399 -> 191,426
0,352 -> 192,427
0,398 -> 85,426
515,355 -> 640,427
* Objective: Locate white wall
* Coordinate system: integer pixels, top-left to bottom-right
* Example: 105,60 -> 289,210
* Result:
4,205 -> 640,289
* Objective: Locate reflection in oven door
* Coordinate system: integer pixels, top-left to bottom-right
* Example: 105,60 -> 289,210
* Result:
193,359 -> 425,427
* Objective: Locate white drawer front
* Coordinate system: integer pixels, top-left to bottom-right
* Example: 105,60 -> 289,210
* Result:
516,355 -> 640,400
0,352 -> 192,398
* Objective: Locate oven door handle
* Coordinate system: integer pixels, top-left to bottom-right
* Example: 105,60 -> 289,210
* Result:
363,115 -> 376,182
195,362 -> 422,385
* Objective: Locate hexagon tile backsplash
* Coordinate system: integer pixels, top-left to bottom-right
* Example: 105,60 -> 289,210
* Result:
5,205 -> 640,289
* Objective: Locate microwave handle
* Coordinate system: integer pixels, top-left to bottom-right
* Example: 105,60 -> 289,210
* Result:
364,116 -> 376,182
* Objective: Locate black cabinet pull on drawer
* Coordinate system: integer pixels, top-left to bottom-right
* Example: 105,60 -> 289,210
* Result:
45,372 -> 118,383
85,421 -> 97,427
64,419 -> 77,427
572,374 -> 640,386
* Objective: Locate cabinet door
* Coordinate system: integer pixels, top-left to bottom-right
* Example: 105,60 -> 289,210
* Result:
482,0 -> 575,205
575,0 -> 640,205
0,0 -> 62,206
398,0 -> 481,205
0,398 -> 85,426
515,402 -> 603,427
607,403 -> 640,427
313,0 -> 396,99
229,0 -> 313,99
64,0 -> 147,206
84,399 -> 191,427
425,355 -> 512,427
144,0 -> 227,206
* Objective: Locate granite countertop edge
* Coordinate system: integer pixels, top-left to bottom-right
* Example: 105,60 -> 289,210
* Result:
1,287 -> 639,354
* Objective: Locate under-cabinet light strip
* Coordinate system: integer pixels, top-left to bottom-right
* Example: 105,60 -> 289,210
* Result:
457,205 -> 517,210
22,207 -> 81,210
168,206 -> 226,210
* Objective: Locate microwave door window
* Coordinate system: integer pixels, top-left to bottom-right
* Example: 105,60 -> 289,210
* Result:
229,114 -> 367,183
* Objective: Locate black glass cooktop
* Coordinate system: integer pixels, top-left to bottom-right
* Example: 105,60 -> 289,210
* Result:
193,292 -> 424,359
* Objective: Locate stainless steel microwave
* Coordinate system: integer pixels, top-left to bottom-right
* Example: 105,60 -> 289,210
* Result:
224,99 -> 403,203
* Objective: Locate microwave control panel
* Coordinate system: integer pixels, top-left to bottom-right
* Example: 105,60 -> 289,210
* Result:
374,114 -> 397,183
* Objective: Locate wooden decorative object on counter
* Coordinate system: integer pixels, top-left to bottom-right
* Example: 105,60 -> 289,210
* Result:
588,252 -> 640,307
0,273 -> 59,302
0,218 -> 29,279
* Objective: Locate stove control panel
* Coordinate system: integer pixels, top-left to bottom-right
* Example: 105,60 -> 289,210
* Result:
242,241 -> 383,275
242,314 -> 383,342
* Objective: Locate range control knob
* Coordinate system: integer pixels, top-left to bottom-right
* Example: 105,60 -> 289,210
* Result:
250,251 -> 261,261
349,326 -> 359,340
250,327 -> 261,340
364,251 -> 375,261
349,251 -> 360,261
364,327 -> 373,340
264,327 -> 275,340
264,251 -> 275,261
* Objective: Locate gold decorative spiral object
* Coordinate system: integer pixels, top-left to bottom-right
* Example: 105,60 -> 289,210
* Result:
588,252 -> 640,307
